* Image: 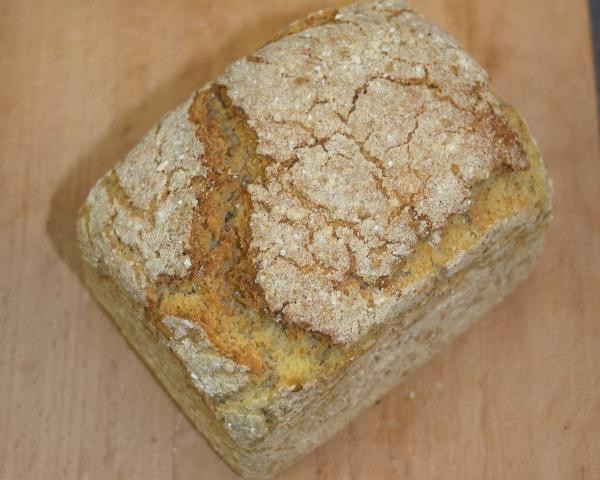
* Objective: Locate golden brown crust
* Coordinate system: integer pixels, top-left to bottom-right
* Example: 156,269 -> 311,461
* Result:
159,293 -> 264,374
186,86 -> 270,313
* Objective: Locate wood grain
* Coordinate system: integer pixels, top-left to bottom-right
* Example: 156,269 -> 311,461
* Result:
1,1 -> 599,478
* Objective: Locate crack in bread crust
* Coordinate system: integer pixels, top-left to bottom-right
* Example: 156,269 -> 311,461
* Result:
161,85 -> 348,376
218,0 -> 529,343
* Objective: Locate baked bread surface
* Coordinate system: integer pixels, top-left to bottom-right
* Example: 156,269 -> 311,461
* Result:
78,1 -> 553,478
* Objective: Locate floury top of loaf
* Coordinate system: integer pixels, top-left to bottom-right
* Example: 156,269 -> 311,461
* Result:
221,1 -> 529,343
79,1 -> 530,346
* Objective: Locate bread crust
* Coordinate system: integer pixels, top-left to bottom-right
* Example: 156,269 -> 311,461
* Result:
219,0 -> 528,342
77,1 -> 553,478
77,96 -> 206,306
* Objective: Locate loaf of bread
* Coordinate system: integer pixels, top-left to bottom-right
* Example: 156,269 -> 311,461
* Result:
77,1 -> 553,478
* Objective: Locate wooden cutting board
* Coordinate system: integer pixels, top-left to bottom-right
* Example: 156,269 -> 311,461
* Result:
1,1 -> 598,478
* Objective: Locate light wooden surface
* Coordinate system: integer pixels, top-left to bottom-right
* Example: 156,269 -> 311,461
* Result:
1,1 -> 599,478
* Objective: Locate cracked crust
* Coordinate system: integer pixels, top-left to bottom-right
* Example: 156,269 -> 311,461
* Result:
79,0 -> 535,347
219,0 -> 528,343
77,97 -> 259,398
78,1 -> 553,476
78,96 -> 206,306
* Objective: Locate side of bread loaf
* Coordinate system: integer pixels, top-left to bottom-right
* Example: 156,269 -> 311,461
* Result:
77,2 -> 552,478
